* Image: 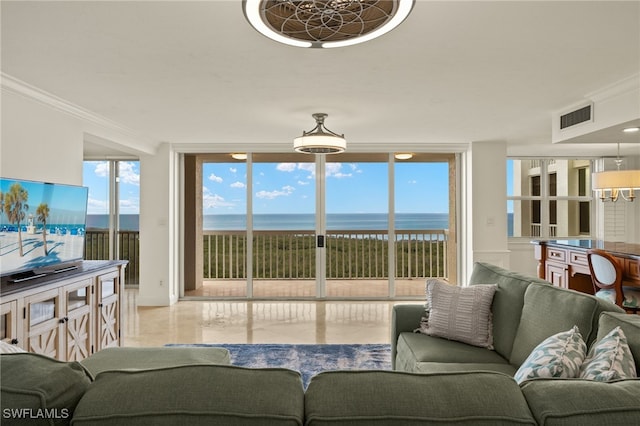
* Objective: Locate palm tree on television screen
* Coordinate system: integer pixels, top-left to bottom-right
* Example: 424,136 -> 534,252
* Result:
37,203 -> 50,256
3,183 -> 29,257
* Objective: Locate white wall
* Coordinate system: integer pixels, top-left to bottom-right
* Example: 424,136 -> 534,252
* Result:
1,91 -> 84,184
137,143 -> 179,306
467,141 -> 511,270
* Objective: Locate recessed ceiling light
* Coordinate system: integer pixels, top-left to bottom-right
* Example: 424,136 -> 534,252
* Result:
622,127 -> 640,133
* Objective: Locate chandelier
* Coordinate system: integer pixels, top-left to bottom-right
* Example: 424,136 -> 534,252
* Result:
243,0 -> 415,48
294,113 -> 346,154
592,143 -> 640,202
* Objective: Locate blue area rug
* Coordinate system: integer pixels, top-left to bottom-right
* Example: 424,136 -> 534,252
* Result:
165,343 -> 391,388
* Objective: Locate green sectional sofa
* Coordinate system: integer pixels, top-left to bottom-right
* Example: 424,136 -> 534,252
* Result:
1,262 -> 639,425
392,261 -> 625,374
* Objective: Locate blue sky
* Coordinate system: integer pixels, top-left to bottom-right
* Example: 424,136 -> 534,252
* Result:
83,161 -> 140,214
203,161 -> 450,215
82,160 -> 451,216
0,178 -> 88,224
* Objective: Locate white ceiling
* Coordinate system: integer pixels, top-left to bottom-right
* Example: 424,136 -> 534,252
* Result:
2,1 -> 639,157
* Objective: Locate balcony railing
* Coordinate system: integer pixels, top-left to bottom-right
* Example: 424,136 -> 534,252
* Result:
203,229 -> 449,281
84,230 -> 139,284
85,228 -> 449,287
530,223 -> 557,238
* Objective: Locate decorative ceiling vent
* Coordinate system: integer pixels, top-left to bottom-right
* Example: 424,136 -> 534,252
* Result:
560,104 -> 592,129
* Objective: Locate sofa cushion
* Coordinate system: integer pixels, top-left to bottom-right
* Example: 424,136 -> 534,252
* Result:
520,378 -> 640,426
416,280 -> 496,349
509,283 -> 609,367
395,332 -> 511,374
80,346 -> 231,377
411,362 -> 517,375
305,370 -> 537,425
580,326 -> 637,381
468,262 -> 544,360
72,364 -> 304,426
1,353 -> 92,426
514,326 -> 586,384
596,311 -> 640,372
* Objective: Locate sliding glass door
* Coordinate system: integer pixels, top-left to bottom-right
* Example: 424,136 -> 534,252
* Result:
393,155 -> 453,296
185,153 -> 456,299
251,154 -> 317,298
324,154 -> 389,298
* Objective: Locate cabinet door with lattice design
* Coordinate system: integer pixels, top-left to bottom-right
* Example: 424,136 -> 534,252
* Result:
24,288 -> 63,359
64,278 -> 94,361
1,300 -> 21,348
96,271 -> 120,350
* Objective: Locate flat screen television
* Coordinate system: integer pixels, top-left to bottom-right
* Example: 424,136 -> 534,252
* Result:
0,177 -> 89,281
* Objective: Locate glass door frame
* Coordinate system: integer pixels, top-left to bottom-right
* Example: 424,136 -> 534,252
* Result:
184,152 -> 457,299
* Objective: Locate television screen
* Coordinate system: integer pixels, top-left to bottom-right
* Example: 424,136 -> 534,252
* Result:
0,177 -> 89,280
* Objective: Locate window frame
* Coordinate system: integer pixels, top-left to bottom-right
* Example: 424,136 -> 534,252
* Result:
507,158 -> 595,239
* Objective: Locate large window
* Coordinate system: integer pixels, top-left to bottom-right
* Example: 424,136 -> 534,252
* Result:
82,160 -> 140,284
507,159 -> 593,238
184,153 -> 457,299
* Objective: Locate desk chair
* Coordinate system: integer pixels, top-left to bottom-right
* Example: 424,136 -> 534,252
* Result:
587,249 -> 640,314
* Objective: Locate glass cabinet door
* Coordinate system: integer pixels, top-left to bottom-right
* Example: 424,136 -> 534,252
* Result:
25,288 -> 62,359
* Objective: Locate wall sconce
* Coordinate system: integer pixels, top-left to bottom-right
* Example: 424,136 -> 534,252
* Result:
592,143 -> 640,202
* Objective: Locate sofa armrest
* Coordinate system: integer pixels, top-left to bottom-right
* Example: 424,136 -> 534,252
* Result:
391,304 -> 424,369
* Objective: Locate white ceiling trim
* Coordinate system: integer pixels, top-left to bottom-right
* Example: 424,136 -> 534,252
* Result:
1,73 -> 158,154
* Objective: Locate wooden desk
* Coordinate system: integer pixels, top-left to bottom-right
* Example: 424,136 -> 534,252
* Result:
532,240 -> 640,294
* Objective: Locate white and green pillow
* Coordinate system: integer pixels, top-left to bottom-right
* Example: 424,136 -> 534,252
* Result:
580,326 -> 637,382
514,326 -> 586,384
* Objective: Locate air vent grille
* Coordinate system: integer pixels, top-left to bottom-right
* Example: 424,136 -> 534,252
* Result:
560,105 -> 592,129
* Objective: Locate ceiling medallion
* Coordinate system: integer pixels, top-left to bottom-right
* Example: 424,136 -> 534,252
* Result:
243,0 -> 415,48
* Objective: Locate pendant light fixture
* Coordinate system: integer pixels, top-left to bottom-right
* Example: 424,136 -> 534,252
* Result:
592,143 -> 640,202
294,113 -> 346,154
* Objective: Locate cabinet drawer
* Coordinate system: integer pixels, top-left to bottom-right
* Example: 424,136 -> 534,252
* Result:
546,247 -> 566,262
569,251 -> 588,267
624,259 -> 640,280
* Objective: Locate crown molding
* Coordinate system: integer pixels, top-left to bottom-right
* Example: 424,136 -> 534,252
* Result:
585,73 -> 640,103
1,72 -> 158,154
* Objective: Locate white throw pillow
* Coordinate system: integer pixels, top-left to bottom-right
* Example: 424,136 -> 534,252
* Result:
580,326 -> 637,382
0,340 -> 26,354
514,326 -> 586,384
416,279 -> 497,349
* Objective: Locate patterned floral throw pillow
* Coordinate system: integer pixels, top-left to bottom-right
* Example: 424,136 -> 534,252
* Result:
514,326 -> 586,384
579,326 -> 637,382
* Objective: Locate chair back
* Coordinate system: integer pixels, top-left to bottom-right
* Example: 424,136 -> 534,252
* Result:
587,249 -> 623,306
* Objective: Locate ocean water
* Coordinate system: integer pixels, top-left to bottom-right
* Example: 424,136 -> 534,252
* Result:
86,214 -> 139,231
87,213 -> 516,233
205,213 -> 451,231
87,213 -> 450,231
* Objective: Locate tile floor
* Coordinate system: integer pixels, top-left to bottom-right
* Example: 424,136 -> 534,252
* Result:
184,279 -> 426,298
122,288 -> 419,347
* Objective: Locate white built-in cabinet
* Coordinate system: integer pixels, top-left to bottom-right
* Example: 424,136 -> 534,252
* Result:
1,261 -> 126,361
